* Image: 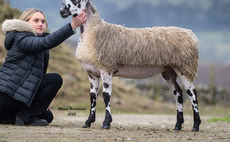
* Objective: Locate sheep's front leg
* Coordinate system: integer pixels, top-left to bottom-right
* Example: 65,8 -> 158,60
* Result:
100,70 -> 113,129
82,71 -> 100,128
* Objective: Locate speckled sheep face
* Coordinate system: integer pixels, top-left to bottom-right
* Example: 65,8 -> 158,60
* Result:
60,0 -> 88,18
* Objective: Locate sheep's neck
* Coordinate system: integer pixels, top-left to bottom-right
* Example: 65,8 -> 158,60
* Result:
80,9 -> 101,39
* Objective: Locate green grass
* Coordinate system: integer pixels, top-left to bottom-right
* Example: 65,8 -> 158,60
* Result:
209,118 -> 230,122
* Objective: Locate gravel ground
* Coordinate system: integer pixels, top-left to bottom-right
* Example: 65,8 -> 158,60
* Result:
0,111 -> 230,142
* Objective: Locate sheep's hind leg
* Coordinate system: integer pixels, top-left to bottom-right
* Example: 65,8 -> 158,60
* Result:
100,70 -> 113,129
82,72 -> 100,128
174,70 -> 201,131
161,67 -> 184,131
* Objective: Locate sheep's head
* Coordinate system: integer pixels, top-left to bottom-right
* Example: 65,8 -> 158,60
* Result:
60,0 -> 89,18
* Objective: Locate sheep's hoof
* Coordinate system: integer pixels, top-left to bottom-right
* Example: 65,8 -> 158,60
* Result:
192,123 -> 200,132
102,124 -> 110,129
192,119 -> 201,132
192,127 -> 199,132
102,120 -> 111,129
82,123 -> 91,128
174,127 -> 182,131
82,116 -> 95,128
174,122 -> 183,131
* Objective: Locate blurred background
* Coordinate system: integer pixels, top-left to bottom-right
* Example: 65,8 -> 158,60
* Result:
0,0 -> 230,117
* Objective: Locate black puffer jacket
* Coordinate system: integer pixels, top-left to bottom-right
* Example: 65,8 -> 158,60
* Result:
0,19 -> 74,106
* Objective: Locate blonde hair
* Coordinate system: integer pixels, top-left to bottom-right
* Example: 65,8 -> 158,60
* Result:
19,8 -> 48,29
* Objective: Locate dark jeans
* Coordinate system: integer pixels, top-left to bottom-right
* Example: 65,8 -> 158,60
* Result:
0,73 -> 62,124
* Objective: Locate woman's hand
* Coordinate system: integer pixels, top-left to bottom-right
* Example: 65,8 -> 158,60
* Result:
71,10 -> 87,30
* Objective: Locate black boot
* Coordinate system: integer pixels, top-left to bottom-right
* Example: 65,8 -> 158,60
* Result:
27,118 -> 48,126
15,117 -> 48,126
15,116 -> 24,125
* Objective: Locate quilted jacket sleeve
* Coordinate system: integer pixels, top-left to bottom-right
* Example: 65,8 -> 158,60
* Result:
16,24 -> 74,52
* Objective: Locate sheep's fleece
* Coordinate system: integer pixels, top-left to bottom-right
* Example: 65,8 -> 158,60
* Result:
77,6 -> 199,81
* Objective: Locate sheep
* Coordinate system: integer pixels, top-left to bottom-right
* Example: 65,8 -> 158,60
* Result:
60,0 -> 201,131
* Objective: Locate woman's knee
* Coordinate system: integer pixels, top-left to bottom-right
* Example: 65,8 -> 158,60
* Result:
52,73 -> 63,88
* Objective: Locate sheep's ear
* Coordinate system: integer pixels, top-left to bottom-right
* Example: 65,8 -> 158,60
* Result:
71,0 -> 75,5
71,0 -> 78,5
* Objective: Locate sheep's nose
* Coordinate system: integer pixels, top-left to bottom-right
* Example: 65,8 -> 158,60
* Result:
60,4 -> 66,15
60,9 -> 65,16
60,10 -> 65,18
60,4 -> 71,18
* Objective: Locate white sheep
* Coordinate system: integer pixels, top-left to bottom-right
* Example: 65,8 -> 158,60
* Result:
60,0 -> 201,131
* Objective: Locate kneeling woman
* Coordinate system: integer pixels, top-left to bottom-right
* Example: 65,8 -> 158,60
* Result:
0,8 -> 86,126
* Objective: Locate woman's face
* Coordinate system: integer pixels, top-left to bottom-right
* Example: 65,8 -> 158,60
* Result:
28,12 -> 46,34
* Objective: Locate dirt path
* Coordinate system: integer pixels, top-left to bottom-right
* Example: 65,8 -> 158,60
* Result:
0,112 -> 230,142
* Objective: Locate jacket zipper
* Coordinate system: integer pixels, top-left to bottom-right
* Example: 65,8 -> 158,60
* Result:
28,52 -> 44,107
